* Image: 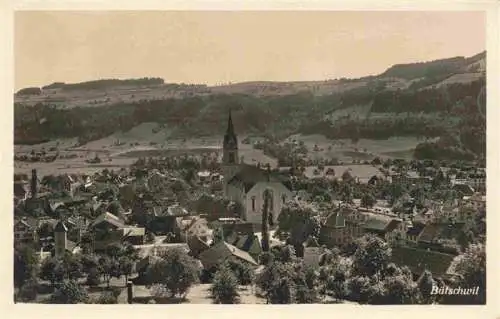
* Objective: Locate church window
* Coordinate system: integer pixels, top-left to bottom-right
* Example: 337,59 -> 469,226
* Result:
282,194 -> 287,204
228,152 -> 236,163
251,196 -> 256,211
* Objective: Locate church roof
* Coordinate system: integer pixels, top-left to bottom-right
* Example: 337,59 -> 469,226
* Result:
227,164 -> 291,193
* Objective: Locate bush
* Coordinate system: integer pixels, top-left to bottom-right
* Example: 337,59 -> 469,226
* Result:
211,267 -> 240,304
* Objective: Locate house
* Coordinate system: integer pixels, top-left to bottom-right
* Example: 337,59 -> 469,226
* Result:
212,218 -> 255,237
303,237 -> 325,267
452,183 -> 475,196
362,214 -> 405,245
462,193 -> 486,212
121,226 -> 146,245
14,180 -> 30,200
417,222 -> 465,253
391,171 -> 431,187
453,170 -> 486,193
56,174 -> 82,196
14,218 -> 38,243
221,110 -> 293,226
226,232 -> 263,260
176,216 -> 211,242
91,212 -> 126,230
319,206 -> 362,247
149,203 -> 189,236
90,212 -> 127,248
198,241 -> 258,270
405,221 -> 426,244
187,235 -> 210,258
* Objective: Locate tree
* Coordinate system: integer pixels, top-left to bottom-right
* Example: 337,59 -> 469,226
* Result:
96,291 -> 118,304
347,276 -> 372,303
50,280 -> 89,304
63,253 -> 83,280
86,267 -> 101,286
146,248 -> 200,299
294,265 -> 320,303
360,193 -> 377,208
14,245 -> 39,288
447,243 -> 486,304
98,256 -> 114,287
278,201 -> 321,252
261,189 -> 271,252
210,266 -> 240,304
352,235 -> 392,277
340,183 -> 354,204
223,259 -> 253,285
382,273 -> 420,304
40,257 -> 65,287
341,169 -> 354,183
271,244 -> 297,263
119,256 -> 134,283
15,279 -> 38,303
417,270 -> 435,304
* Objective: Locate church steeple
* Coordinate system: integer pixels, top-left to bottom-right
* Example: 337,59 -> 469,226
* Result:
224,109 -> 237,147
223,109 -> 238,165
226,109 -> 235,136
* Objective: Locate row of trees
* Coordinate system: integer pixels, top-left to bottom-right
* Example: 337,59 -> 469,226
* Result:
14,242 -> 139,304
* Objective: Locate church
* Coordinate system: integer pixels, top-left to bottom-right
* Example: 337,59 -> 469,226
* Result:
221,110 -> 293,226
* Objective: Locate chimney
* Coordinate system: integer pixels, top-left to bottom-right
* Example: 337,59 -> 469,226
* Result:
127,281 -> 133,304
30,169 -> 37,199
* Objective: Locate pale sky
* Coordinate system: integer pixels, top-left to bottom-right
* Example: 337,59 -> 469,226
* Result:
14,11 -> 485,90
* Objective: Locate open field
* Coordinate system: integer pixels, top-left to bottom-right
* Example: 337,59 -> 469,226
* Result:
14,124 -> 277,177
14,128 -> 425,177
287,134 -> 428,162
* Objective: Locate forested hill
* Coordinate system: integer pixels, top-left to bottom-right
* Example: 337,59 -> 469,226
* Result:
14,52 -> 486,161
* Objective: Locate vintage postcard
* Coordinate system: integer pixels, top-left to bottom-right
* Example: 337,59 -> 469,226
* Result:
6,0 -> 499,316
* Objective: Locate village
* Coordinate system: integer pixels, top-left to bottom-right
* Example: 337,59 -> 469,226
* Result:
13,111 -> 486,304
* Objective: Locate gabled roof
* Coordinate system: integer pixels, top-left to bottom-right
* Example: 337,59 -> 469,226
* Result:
198,241 -> 258,269
418,223 -> 465,243
13,182 -> 29,197
121,227 -> 146,237
362,215 -> 393,232
406,222 -> 426,236
15,219 -> 34,230
187,235 -> 210,257
91,212 -> 125,229
49,200 -> 66,212
227,164 -> 291,193
385,219 -> 402,233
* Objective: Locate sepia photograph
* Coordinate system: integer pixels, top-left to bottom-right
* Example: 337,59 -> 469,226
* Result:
12,9 -> 488,306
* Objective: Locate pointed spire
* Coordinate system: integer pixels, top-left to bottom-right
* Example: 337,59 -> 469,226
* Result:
223,107 -> 238,149
226,108 -> 235,136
